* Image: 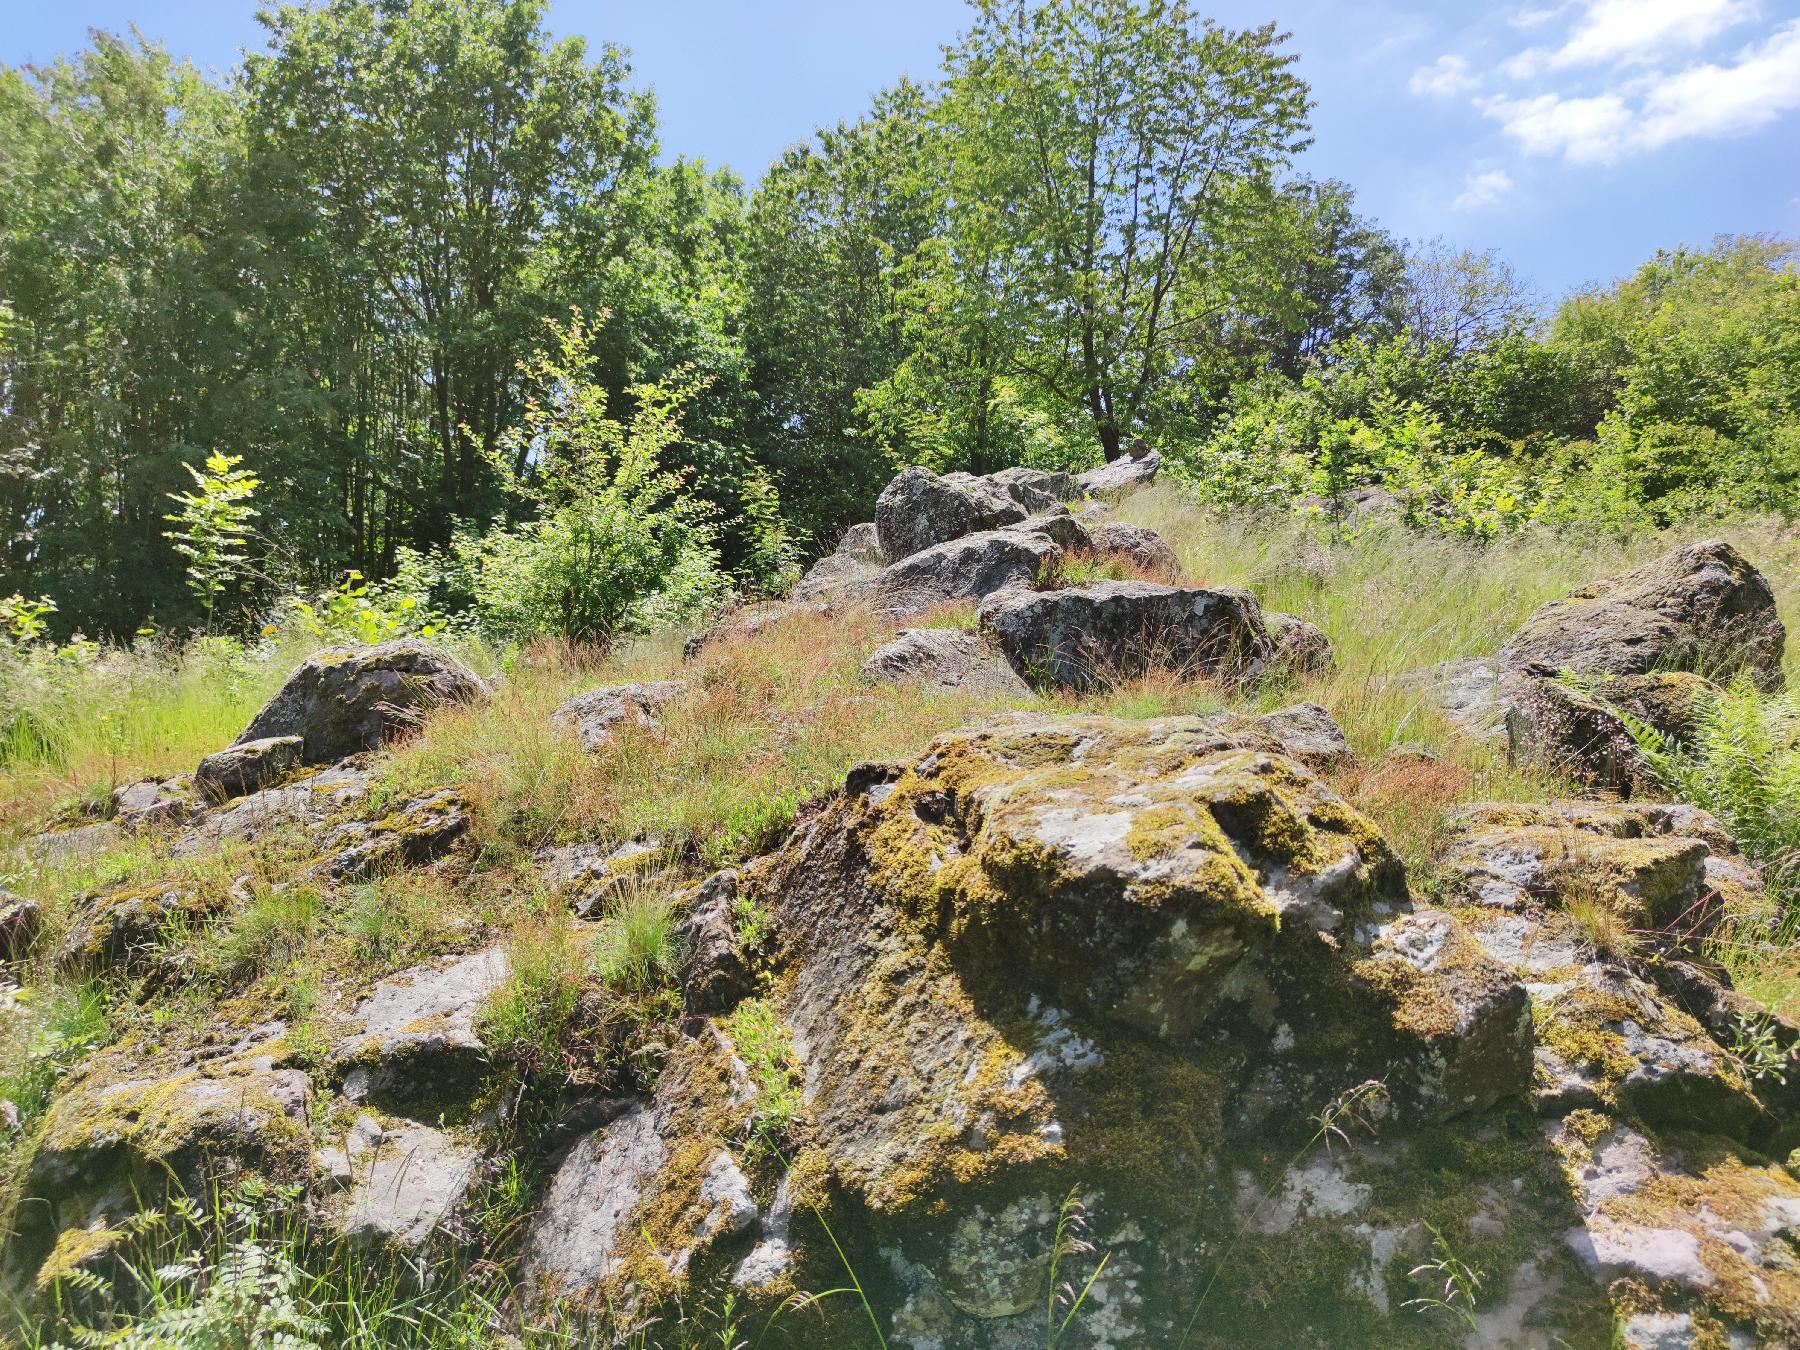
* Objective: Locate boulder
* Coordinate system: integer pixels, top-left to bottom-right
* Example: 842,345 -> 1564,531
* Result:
874,467 -> 1065,561
791,550 -> 880,604
683,603 -> 798,660
234,639 -> 486,765
1085,521 -> 1180,579
551,680 -> 687,754
1296,484 -> 1402,526
194,736 -> 303,803
714,716 -> 1531,1336
59,880 -> 226,976
1499,540 -> 1785,687
24,1024 -> 311,1278
536,839 -> 663,919
1076,446 -> 1162,497
980,580 -> 1275,691
175,759 -> 371,856
835,521 -> 883,562
1266,611 -> 1336,676
873,524 -> 1063,620
317,1116 -> 480,1250
859,628 -> 1030,696
988,465 -> 1080,503
329,948 -> 508,1110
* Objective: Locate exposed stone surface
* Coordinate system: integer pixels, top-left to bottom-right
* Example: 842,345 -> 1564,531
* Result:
860,628 -> 1030,696
110,777 -> 194,829
524,1029 -> 768,1302
1085,521 -> 1180,579
26,821 -> 123,867
873,524 -> 1063,619
980,580 -> 1274,691
194,735 -> 303,803
875,465 -> 1070,561
234,639 -> 487,764
321,788 -> 471,881
536,839 -> 662,919
1265,611 -> 1336,675
175,759 -> 372,855
0,888 -> 43,960
1076,446 -> 1161,496
330,948 -> 508,1110
836,520 -> 883,561
1500,540 -> 1785,687
678,869 -> 756,1015
683,602 -> 800,660
318,1116 -> 480,1249
792,550 -> 880,604
59,880 -> 224,975
551,680 -> 687,754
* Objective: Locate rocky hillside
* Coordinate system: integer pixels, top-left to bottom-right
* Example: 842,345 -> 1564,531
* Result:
6,454 -> 1800,1349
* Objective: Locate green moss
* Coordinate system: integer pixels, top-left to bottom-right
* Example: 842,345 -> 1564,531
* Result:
34,1223 -> 121,1291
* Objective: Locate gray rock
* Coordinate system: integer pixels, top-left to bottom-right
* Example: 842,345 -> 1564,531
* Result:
980,580 -> 1275,691
1265,612 -> 1336,676
552,681 -> 687,754
536,839 -> 662,919
1398,657 -> 1509,735
331,948 -> 508,1110
195,736 -> 304,803
988,465 -> 1080,503
1500,540 -> 1785,687
874,466 -> 1064,561
679,870 -> 755,1014
1296,484 -> 1401,525
1076,447 -> 1162,496
110,777 -> 194,829
320,1116 -> 480,1249
859,628 -> 1030,696
523,1031 -> 764,1302
0,889 -> 41,961
1085,522 -> 1180,579
235,639 -> 486,765
26,821 -> 122,867
873,525 -> 1063,620
791,550 -> 880,604
176,760 -> 371,855
322,788 -> 471,881
1241,702 -> 1355,770
836,521 -> 883,562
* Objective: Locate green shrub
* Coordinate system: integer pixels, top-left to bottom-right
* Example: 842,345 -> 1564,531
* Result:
456,312 -> 727,645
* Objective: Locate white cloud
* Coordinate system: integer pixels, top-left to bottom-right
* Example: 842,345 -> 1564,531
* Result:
1410,54 -> 1480,96
1482,18 -> 1800,161
1511,3 -> 1572,29
1453,169 -> 1518,210
1548,0 -> 1757,69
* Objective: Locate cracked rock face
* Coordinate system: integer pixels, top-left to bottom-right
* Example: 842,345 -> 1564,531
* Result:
318,1116 -> 481,1249
873,524 -> 1067,619
234,638 -> 487,764
860,628 -> 1030,696
1076,447 -> 1161,497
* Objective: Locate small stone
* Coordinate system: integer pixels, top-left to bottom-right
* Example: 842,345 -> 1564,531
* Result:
194,736 -> 304,803
551,681 -> 687,754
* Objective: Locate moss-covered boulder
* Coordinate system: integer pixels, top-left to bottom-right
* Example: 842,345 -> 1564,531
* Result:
232,638 -> 487,765
194,734 -> 303,802
1499,540 -> 1785,688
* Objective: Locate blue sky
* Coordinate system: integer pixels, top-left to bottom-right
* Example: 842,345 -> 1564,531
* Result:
5,0 -> 1798,299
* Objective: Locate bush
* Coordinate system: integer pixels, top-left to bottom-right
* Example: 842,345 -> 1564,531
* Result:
456,311 -> 728,645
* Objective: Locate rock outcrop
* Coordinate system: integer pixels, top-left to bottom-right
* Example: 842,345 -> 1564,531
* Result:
1084,521 -> 1180,579
1077,445 -> 1161,496
195,735 -> 303,802
234,639 -> 486,764
980,580 -> 1274,691
552,680 -> 687,754
873,523 -> 1066,619
860,628 -> 1029,695
1500,540 -> 1785,688
875,466 -> 1068,561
